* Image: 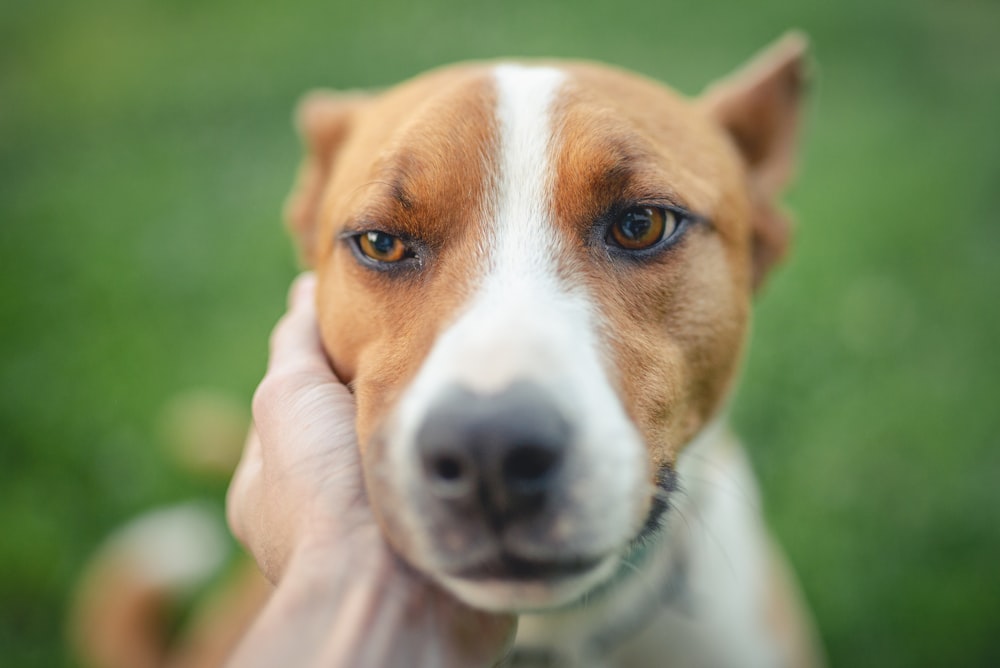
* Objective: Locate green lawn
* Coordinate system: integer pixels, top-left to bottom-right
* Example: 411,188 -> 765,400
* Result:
2,0 -> 999,665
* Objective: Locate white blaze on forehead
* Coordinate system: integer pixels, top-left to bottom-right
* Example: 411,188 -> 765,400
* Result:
443,63 -> 579,394
490,64 -> 567,276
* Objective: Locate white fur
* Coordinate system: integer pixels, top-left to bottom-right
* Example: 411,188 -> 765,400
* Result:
386,64 -> 647,610
669,426 -> 785,668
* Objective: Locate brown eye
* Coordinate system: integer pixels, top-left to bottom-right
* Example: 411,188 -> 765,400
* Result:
608,206 -> 677,251
357,231 -> 409,263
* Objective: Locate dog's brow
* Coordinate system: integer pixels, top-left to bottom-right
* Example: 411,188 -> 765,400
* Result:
582,136 -> 697,214
583,150 -> 650,214
598,159 -> 635,192
384,165 -> 415,211
580,132 -> 653,191
353,152 -> 419,211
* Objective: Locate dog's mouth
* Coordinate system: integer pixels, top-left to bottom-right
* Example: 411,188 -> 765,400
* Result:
453,551 -> 608,582
435,548 -> 621,612
433,466 -> 677,608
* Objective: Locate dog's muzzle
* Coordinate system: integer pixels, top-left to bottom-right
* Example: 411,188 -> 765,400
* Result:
405,379 -> 625,588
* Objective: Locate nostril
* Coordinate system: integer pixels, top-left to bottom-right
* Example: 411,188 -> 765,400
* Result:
425,451 -> 474,499
433,454 -> 464,482
503,443 -> 560,489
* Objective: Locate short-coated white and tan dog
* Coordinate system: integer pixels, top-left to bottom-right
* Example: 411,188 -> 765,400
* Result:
74,33 -> 822,668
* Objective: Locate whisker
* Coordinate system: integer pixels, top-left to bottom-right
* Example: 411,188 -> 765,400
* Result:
617,554 -> 643,579
646,474 -> 741,583
678,449 -> 760,512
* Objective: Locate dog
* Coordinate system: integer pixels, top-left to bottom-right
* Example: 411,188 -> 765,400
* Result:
73,33 -> 821,668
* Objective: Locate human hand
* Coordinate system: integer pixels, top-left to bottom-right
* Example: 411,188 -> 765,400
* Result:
227,272 -> 369,583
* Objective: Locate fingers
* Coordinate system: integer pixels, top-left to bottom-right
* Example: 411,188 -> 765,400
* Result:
232,272 -> 363,581
232,273 -> 331,560
266,272 -> 329,376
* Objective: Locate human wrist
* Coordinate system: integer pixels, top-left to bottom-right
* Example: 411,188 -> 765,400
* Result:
285,519 -> 391,584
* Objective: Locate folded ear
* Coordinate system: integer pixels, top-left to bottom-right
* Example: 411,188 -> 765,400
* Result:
284,90 -> 369,266
699,32 -> 809,289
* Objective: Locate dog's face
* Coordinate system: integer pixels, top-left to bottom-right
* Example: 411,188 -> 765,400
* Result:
287,36 -> 805,611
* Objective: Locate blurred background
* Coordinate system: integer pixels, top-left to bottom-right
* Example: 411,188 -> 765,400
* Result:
2,0 -> 998,665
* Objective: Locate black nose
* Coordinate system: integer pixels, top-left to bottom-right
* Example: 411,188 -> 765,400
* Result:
415,381 -> 571,528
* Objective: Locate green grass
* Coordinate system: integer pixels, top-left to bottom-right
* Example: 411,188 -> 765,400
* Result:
2,0 -> 999,665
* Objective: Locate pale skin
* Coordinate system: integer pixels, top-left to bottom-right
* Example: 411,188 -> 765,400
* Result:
225,273 -> 515,668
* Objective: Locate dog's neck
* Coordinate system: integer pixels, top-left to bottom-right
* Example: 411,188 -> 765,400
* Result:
508,419 -> 730,666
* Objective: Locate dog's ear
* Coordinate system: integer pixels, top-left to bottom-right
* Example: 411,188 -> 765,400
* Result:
284,90 -> 369,266
699,32 -> 809,289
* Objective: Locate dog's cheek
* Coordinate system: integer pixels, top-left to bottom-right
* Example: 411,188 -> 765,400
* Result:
616,329 -> 687,469
668,237 -> 751,440
591,236 -> 749,466
315,266 -> 366,383
315,269 -> 399,462
314,264 -> 418,449
582,261 -> 687,469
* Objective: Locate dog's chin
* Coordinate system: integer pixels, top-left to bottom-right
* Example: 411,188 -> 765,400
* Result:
432,554 -> 621,613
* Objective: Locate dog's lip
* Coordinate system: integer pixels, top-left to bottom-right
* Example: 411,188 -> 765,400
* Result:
450,551 -> 607,582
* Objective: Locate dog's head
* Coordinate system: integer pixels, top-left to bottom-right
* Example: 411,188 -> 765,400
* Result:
286,35 -> 807,612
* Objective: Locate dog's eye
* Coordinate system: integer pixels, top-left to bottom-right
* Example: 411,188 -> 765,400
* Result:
356,231 -> 410,263
607,206 -> 679,251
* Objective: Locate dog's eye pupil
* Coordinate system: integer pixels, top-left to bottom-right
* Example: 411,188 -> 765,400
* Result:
369,232 -> 394,254
358,231 -> 408,263
620,211 -> 652,240
608,207 -> 676,251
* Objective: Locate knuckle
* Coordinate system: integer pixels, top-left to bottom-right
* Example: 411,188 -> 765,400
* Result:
251,373 -> 290,428
252,368 -> 323,430
267,313 -> 294,353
